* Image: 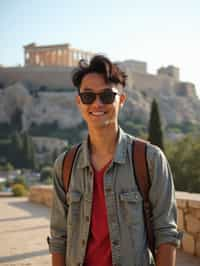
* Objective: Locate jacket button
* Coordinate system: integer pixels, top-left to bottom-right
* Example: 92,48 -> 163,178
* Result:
106,187 -> 112,192
86,216 -> 90,222
82,239 -> 86,246
112,240 -> 119,246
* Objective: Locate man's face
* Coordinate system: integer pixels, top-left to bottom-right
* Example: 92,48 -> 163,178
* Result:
76,72 -> 126,130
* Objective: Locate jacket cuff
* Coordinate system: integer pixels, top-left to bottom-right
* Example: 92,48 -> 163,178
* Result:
155,230 -> 183,249
47,236 -> 66,254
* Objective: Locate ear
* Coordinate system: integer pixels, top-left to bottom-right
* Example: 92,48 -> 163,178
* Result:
76,95 -> 81,105
119,93 -> 126,107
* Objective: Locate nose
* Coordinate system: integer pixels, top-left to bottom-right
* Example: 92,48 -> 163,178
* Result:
92,95 -> 104,106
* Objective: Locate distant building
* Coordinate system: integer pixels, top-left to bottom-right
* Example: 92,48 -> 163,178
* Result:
0,43 -> 196,99
116,59 -> 147,74
157,65 -> 180,81
24,42 -> 95,67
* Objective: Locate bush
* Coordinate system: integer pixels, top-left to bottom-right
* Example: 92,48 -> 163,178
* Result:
13,175 -> 28,189
43,177 -> 53,185
12,183 -> 28,196
0,162 -> 14,171
40,166 -> 53,182
0,183 -> 4,192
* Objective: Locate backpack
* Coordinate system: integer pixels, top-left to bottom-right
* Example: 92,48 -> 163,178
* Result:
61,139 -> 155,257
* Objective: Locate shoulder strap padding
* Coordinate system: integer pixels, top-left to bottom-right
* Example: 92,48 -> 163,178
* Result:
62,144 -> 81,192
132,139 -> 155,256
132,139 -> 150,202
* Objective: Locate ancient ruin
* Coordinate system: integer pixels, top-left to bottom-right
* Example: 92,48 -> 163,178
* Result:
24,42 -> 95,67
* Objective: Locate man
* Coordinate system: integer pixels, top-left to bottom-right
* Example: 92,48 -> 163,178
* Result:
48,55 -> 181,266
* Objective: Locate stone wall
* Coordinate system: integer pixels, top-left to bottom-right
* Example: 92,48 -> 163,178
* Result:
176,192 -> 200,257
29,185 -> 53,208
0,66 -> 73,88
0,64 -> 196,98
29,187 -> 200,257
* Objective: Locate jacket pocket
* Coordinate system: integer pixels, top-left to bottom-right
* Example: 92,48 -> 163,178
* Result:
67,191 -> 82,204
119,191 -> 143,225
66,191 -> 82,217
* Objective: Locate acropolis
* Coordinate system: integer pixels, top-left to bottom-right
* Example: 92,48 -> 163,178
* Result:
24,42 -> 95,67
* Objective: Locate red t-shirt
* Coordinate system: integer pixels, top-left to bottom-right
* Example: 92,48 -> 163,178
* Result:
84,161 -> 112,266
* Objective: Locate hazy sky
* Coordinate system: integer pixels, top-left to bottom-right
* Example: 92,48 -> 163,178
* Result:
1,0 -> 200,97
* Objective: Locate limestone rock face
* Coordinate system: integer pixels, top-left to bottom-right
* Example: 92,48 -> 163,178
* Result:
1,81 -> 200,132
22,91 -> 81,131
0,82 -> 32,123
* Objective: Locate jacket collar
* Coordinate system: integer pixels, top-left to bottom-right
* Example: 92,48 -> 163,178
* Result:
77,127 -> 128,168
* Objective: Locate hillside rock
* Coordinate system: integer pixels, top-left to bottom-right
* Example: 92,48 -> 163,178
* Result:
0,81 -> 200,133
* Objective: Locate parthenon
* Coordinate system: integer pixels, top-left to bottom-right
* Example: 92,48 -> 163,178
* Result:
24,42 -> 95,67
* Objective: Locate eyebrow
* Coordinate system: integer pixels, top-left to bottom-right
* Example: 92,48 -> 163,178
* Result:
82,87 -> 112,92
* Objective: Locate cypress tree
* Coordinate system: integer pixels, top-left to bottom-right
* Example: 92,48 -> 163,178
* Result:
10,132 -> 23,168
11,108 -> 23,132
148,99 -> 165,151
22,133 -> 35,169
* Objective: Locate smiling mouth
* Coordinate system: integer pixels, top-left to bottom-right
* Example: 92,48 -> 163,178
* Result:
89,112 -> 106,116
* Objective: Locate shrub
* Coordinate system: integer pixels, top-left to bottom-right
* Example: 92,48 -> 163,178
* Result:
0,183 -> 4,192
40,166 -> 53,182
12,183 -> 27,197
43,177 -> 53,185
13,175 -> 28,188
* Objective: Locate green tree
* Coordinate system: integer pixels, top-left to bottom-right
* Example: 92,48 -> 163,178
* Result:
22,133 -> 36,169
11,108 -> 23,132
52,148 -> 59,162
10,132 -> 23,168
40,166 -> 53,183
166,135 -> 200,193
148,99 -> 164,151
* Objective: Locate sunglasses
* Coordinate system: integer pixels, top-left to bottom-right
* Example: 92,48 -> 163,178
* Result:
79,90 -> 119,104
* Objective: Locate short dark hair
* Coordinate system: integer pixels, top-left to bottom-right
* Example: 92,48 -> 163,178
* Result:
72,55 -> 127,89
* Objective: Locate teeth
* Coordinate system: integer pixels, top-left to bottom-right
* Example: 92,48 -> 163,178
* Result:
91,112 -> 105,116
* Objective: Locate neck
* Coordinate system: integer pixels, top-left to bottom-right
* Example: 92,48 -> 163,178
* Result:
88,124 -> 119,156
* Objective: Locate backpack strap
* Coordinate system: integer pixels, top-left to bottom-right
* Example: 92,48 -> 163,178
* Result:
62,144 -> 81,192
132,139 -> 155,257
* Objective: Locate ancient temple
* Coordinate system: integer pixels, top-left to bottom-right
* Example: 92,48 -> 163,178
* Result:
24,42 -> 95,67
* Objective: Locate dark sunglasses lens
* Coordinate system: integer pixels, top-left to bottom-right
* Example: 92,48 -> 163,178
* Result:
100,91 -> 116,104
80,92 -> 95,104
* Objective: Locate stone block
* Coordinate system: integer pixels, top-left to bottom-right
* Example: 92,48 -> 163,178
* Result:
177,209 -> 184,231
176,198 -> 187,209
186,214 -> 200,234
190,208 -> 200,219
182,233 -> 195,255
189,200 -> 200,209
196,238 -> 200,257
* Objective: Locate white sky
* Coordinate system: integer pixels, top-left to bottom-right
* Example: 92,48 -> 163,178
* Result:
1,0 -> 200,97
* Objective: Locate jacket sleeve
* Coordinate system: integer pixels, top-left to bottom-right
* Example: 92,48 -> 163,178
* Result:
48,152 -> 68,255
147,145 -> 182,249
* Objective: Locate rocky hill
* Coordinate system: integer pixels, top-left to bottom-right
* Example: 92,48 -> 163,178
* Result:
0,80 -> 199,134
0,59 -> 200,140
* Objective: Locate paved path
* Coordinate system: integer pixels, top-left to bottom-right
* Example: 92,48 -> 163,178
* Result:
0,197 -> 50,266
0,197 -> 200,266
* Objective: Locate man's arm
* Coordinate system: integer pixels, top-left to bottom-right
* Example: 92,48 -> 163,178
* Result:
147,145 -> 182,265
156,243 -> 176,266
52,252 -> 65,266
48,153 -> 68,266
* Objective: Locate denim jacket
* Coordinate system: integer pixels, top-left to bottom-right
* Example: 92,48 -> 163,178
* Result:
48,128 -> 181,266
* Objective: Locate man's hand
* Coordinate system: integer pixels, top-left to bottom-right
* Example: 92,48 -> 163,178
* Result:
156,243 -> 176,266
